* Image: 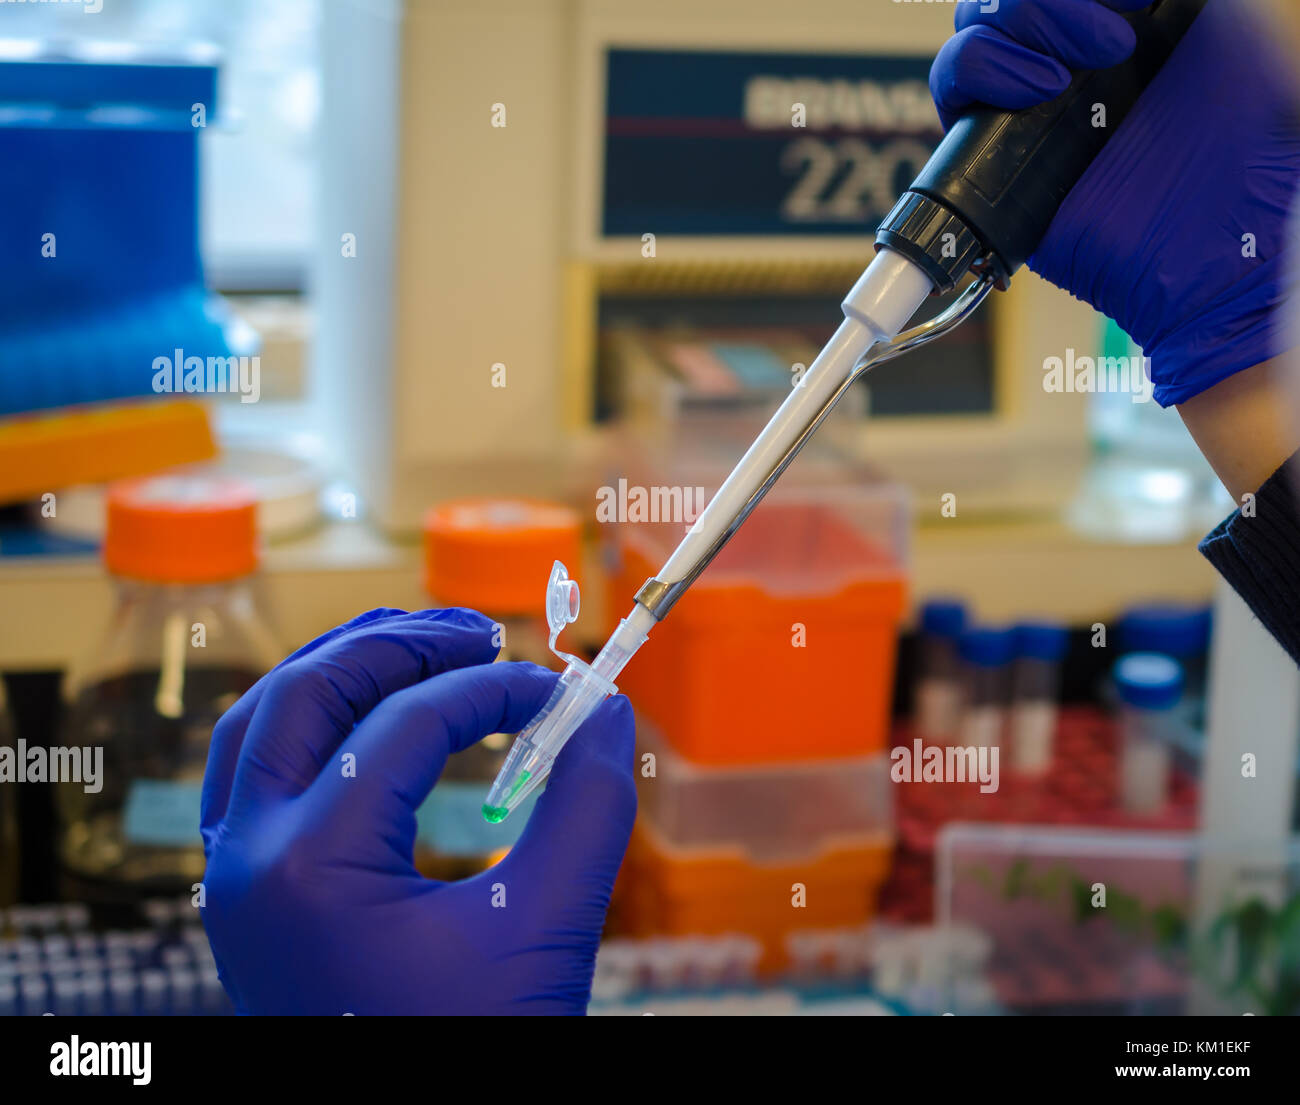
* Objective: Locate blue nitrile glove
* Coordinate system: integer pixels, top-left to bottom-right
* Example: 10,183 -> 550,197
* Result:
199,607 -> 636,1015
929,0 -> 1300,406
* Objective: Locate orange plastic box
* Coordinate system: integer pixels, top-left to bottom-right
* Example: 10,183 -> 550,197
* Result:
608,484 -> 907,764
636,722 -> 893,859
617,822 -> 893,974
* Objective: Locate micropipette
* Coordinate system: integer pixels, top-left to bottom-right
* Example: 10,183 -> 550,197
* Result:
484,0 -> 1209,821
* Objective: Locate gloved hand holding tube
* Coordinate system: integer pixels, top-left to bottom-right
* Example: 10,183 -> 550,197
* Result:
199,608 -> 636,1015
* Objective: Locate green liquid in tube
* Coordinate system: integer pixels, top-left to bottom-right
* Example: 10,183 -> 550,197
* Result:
480,769 -> 531,824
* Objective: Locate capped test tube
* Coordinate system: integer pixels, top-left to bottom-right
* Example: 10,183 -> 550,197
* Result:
1118,604 -> 1210,724
78,971 -> 108,1015
167,966 -> 197,1014
52,975 -> 82,1016
958,627 -> 1016,750
45,958 -> 80,981
108,970 -> 138,1016
143,898 -> 179,930
60,903 -> 92,932
914,599 -> 967,743
1010,622 -> 1070,775
161,944 -> 194,970
18,974 -> 49,1016
139,969 -> 169,1015
1115,653 -> 1183,813
42,934 -> 71,960
198,965 -> 228,1014
29,905 -> 63,935
9,936 -> 41,966
102,930 -> 135,958
73,932 -> 101,958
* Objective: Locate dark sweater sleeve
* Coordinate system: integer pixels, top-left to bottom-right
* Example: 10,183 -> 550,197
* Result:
1199,454 -> 1300,665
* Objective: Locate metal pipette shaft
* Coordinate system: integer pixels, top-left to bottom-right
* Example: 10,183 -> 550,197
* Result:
482,249 -> 946,822
632,247 -> 937,623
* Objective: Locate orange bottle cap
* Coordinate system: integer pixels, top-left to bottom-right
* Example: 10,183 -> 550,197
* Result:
105,474 -> 258,584
424,498 -> 581,616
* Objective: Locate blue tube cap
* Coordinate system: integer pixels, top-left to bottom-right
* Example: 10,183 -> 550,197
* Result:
1114,652 -> 1184,711
1118,605 -> 1212,659
958,626 -> 1016,668
920,599 -> 967,640
1015,622 -> 1069,662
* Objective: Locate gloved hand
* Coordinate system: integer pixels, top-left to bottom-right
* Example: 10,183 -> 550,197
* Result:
930,0 -> 1300,406
199,607 -> 636,1015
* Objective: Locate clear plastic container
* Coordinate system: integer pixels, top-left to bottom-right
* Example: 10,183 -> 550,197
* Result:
957,627 -> 1016,751
937,823 -> 1300,1015
636,723 -> 892,863
419,498 -> 580,877
604,327 -> 868,468
914,599 -> 967,743
1114,652 -> 1184,813
57,476 -> 279,918
1009,622 -> 1069,775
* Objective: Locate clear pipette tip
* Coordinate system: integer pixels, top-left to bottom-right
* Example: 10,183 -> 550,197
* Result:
482,562 -> 651,822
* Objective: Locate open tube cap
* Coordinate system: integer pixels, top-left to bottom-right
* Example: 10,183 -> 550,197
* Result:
482,561 -> 635,823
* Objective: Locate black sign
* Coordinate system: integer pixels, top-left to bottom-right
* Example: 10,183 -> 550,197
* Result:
603,48 -> 941,236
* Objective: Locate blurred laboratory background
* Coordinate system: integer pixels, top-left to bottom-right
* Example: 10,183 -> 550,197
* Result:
0,0 -> 1297,1017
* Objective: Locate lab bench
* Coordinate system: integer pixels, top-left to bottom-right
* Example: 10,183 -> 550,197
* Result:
0,517 -> 1217,671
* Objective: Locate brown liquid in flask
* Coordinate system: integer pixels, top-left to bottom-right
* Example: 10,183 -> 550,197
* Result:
57,476 -> 279,926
